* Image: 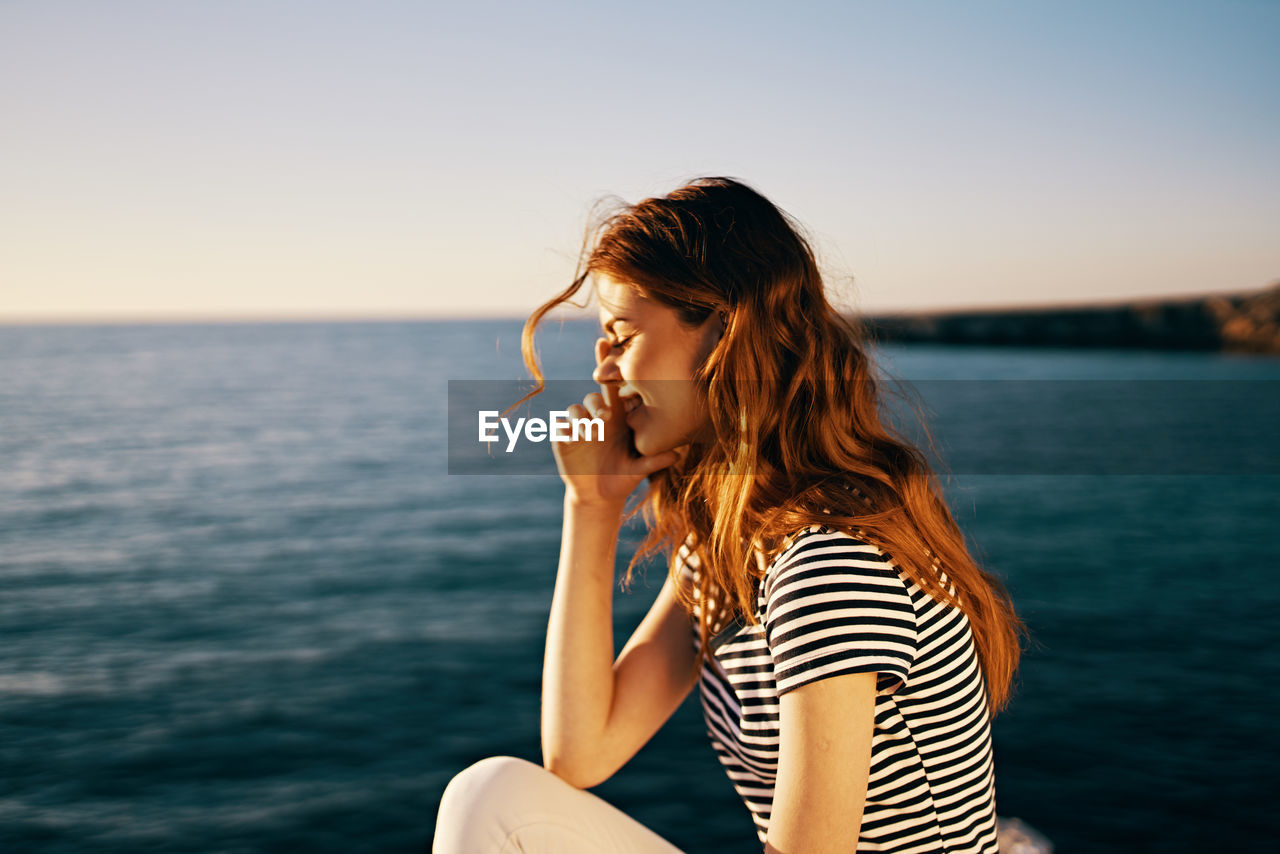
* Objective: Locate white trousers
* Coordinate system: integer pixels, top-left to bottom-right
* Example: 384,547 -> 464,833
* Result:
433,755 -> 687,853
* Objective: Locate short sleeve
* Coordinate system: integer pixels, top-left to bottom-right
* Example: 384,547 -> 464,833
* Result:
764,527 -> 917,696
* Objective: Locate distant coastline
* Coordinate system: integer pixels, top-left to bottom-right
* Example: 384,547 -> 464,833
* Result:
859,281 -> 1280,354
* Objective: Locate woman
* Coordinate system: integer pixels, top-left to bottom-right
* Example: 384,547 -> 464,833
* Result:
434,177 -> 1025,853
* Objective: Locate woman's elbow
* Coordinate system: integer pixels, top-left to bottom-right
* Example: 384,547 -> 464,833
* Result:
541,751 -> 610,790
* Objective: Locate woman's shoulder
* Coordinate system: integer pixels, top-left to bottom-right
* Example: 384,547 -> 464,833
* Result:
763,524 -> 900,600
772,523 -> 890,567
767,481 -> 884,561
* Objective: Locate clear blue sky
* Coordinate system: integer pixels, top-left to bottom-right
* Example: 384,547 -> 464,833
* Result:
2,0 -> 1277,321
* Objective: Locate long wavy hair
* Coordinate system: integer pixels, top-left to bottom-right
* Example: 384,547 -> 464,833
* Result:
519,176 -> 1024,714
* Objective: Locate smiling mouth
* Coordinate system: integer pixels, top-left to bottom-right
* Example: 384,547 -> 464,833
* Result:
622,395 -> 643,415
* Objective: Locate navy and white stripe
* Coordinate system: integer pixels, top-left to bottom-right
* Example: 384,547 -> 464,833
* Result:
681,524 -> 999,852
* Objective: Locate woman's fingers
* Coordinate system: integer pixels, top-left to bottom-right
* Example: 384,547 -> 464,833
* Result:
631,448 -> 680,477
582,391 -> 608,420
601,382 -> 622,413
555,383 -> 677,500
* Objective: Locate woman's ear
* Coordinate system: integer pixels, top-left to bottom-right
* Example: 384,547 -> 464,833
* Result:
695,308 -> 726,366
705,308 -> 727,349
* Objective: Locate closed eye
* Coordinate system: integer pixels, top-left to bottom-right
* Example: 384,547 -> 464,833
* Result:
608,335 -> 634,351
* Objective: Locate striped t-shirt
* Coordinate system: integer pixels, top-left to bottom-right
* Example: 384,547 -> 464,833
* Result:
680,524 -> 999,852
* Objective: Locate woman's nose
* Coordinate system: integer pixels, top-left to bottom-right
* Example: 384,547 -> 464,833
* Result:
592,337 -> 620,386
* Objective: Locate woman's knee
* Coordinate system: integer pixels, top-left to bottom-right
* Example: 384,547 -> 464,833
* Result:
440,755 -> 549,813
436,756 -> 564,850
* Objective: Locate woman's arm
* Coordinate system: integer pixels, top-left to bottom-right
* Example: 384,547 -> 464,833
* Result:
540,379 -> 687,788
764,670 -> 878,853
540,497 -> 698,789
540,496 -> 627,783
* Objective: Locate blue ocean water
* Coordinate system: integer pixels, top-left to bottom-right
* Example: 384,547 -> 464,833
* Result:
0,320 -> 1276,853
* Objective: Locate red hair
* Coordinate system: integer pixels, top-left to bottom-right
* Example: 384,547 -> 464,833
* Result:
520,176 -> 1024,714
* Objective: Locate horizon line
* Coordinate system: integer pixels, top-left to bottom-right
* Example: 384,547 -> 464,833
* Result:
2,282 -> 1273,328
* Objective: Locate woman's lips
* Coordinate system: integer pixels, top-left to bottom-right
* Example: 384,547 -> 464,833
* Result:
623,396 -> 643,424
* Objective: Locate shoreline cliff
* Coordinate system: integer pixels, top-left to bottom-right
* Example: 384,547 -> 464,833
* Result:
859,281 -> 1280,354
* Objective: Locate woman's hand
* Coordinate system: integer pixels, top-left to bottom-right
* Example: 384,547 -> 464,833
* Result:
552,382 -> 681,509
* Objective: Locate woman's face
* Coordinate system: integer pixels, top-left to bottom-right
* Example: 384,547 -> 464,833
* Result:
592,274 -> 722,458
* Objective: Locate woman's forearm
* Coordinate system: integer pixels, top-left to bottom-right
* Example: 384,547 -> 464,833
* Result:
540,494 -> 626,784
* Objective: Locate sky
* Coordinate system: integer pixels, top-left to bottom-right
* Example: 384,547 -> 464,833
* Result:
2,0 -> 1277,322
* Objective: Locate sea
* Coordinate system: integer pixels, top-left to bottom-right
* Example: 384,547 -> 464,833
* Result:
1,319 -> 1276,853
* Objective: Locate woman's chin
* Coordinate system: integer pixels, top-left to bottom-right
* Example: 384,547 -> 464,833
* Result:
633,435 -> 656,458
632,431 -> 667,459
635,431 -> 688,461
